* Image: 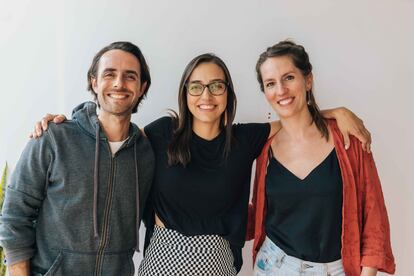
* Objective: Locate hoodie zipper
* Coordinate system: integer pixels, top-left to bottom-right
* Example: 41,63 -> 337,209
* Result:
94,154 -> 116,276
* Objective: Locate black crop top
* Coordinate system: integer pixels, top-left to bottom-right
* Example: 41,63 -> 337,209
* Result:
143,117 -> 270,272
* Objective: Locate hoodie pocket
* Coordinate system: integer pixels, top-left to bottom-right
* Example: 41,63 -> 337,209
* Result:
43,252 -> 63,276
35,250 -> 134,275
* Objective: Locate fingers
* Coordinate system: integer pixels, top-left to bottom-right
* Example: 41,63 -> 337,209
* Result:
31,113 -> 54,138
343,132 -> 350,150
53,114 -> 66,123
358,127 -> 372,153
36,121 -> 43,137
40,113 -> 65,130
364,129 -> 372,153
41,113 -> 55,131
29,125 -> 38,139
361,139 -> 367,152
29,121 -> 43,139
352,127 -> 373,153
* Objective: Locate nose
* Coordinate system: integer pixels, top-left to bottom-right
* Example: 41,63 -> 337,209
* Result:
113,75 -> 125,89
275,82 -> 288,96
199,87 -> 213,99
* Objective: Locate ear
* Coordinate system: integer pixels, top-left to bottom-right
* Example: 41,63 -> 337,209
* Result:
91,77 -> 98,95
305,72 -> 313,91
140,81 -> 148,96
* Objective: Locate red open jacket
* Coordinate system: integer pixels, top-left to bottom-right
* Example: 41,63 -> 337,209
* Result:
247,120 -> 395,275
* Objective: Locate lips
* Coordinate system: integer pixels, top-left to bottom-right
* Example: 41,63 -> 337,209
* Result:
197,104 -> 216,110
277,97 -> 294,106
108,93 -> 128,99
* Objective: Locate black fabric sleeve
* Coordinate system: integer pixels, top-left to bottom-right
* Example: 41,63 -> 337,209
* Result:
144,116 -> 173,142
234,123 -> 270,158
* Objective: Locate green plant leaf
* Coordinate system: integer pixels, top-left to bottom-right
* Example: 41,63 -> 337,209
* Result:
0,163 -> 7,209
0,163 -> 8,276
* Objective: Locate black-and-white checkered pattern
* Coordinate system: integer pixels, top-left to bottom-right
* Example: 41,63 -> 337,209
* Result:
138,225 -> 237,276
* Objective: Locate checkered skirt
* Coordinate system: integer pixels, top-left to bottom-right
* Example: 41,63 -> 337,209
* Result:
138,225 -> 237,276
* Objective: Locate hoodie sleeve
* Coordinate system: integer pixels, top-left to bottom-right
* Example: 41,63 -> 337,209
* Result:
0,133 -> 54,265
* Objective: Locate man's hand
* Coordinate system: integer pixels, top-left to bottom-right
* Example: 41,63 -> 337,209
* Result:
29,114 -> 67,138
8,259 -> 30,276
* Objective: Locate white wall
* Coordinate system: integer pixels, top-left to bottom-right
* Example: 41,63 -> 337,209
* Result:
0,1 -> 412,275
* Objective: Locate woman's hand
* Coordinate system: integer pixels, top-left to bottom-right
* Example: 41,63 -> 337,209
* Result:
322,107 -> 372,153
29,114 -> 67,138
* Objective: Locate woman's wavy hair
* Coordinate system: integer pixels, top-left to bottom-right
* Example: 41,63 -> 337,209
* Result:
167,53 -> 237,166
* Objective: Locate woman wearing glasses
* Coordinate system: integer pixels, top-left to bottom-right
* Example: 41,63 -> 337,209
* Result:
248,41 -> 395,276
33,53 -> 370,275
137,53 -> 372,275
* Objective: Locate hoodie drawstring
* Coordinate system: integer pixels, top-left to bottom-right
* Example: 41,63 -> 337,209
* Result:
134,142 -> 140,252
93,123 -> 100,239
92,122 -> 140,251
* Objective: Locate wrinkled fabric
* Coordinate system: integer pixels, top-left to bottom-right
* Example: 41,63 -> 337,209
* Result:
247,120 -> 395,276
253,237 -> 345,276
0,101 -> 154,275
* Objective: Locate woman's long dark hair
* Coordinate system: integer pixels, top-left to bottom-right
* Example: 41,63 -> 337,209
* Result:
256,40 -> 329,140
167,53 -> 237,166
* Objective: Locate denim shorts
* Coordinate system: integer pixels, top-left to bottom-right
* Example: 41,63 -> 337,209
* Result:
253,237 -> 345,276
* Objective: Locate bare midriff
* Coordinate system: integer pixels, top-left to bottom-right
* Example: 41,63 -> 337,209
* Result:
155,213 -> 165,228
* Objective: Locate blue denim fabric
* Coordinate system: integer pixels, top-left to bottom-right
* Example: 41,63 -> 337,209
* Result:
254,237 -> 345,276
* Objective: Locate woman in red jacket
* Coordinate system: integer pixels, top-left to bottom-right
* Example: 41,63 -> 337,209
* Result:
248,40 -> 395,276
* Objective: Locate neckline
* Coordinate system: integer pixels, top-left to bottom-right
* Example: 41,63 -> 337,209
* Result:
192,129 -> 224,143
271,148 -> 336,181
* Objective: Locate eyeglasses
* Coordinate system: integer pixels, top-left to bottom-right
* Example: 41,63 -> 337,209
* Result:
186,81 -> 228,96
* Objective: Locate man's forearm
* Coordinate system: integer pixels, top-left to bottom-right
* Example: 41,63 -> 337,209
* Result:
8,259 -> 30,276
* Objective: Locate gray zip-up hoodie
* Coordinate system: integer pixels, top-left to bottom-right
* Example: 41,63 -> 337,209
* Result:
0,101 -> 154,275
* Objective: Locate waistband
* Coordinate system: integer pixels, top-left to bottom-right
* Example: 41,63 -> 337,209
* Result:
151,225 -> 231,253
261,237 -> 343,274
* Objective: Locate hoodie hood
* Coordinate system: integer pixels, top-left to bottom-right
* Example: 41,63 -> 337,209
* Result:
72,101 -> 140,141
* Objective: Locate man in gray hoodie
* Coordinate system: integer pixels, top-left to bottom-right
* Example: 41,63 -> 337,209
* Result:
0,41 -> 154,275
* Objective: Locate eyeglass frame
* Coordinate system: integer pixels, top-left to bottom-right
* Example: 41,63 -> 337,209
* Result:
185,80 -> 228,96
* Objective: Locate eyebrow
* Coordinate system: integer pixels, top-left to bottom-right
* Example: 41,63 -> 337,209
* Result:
102,68 -> 139,77
189,79 -> 225,84
263,71 -> 296,82
282,70 -> 296,77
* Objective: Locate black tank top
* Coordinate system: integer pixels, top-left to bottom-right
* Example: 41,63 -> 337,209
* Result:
265,149 -> 343,262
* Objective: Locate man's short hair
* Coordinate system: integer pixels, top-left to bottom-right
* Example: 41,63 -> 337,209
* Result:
87,41 -> 151,113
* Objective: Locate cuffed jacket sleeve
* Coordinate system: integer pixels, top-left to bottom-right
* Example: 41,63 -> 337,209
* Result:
330,120 -> 395,275
356,143 -> 395,273
0,133 -> 54,265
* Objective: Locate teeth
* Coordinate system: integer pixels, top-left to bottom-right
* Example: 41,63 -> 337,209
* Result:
198,105 -> 215,110
278,97 -> 293,106
109,94 -> 127,99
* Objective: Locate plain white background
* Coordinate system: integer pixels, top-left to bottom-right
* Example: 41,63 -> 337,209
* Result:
0,1 -> 413,275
